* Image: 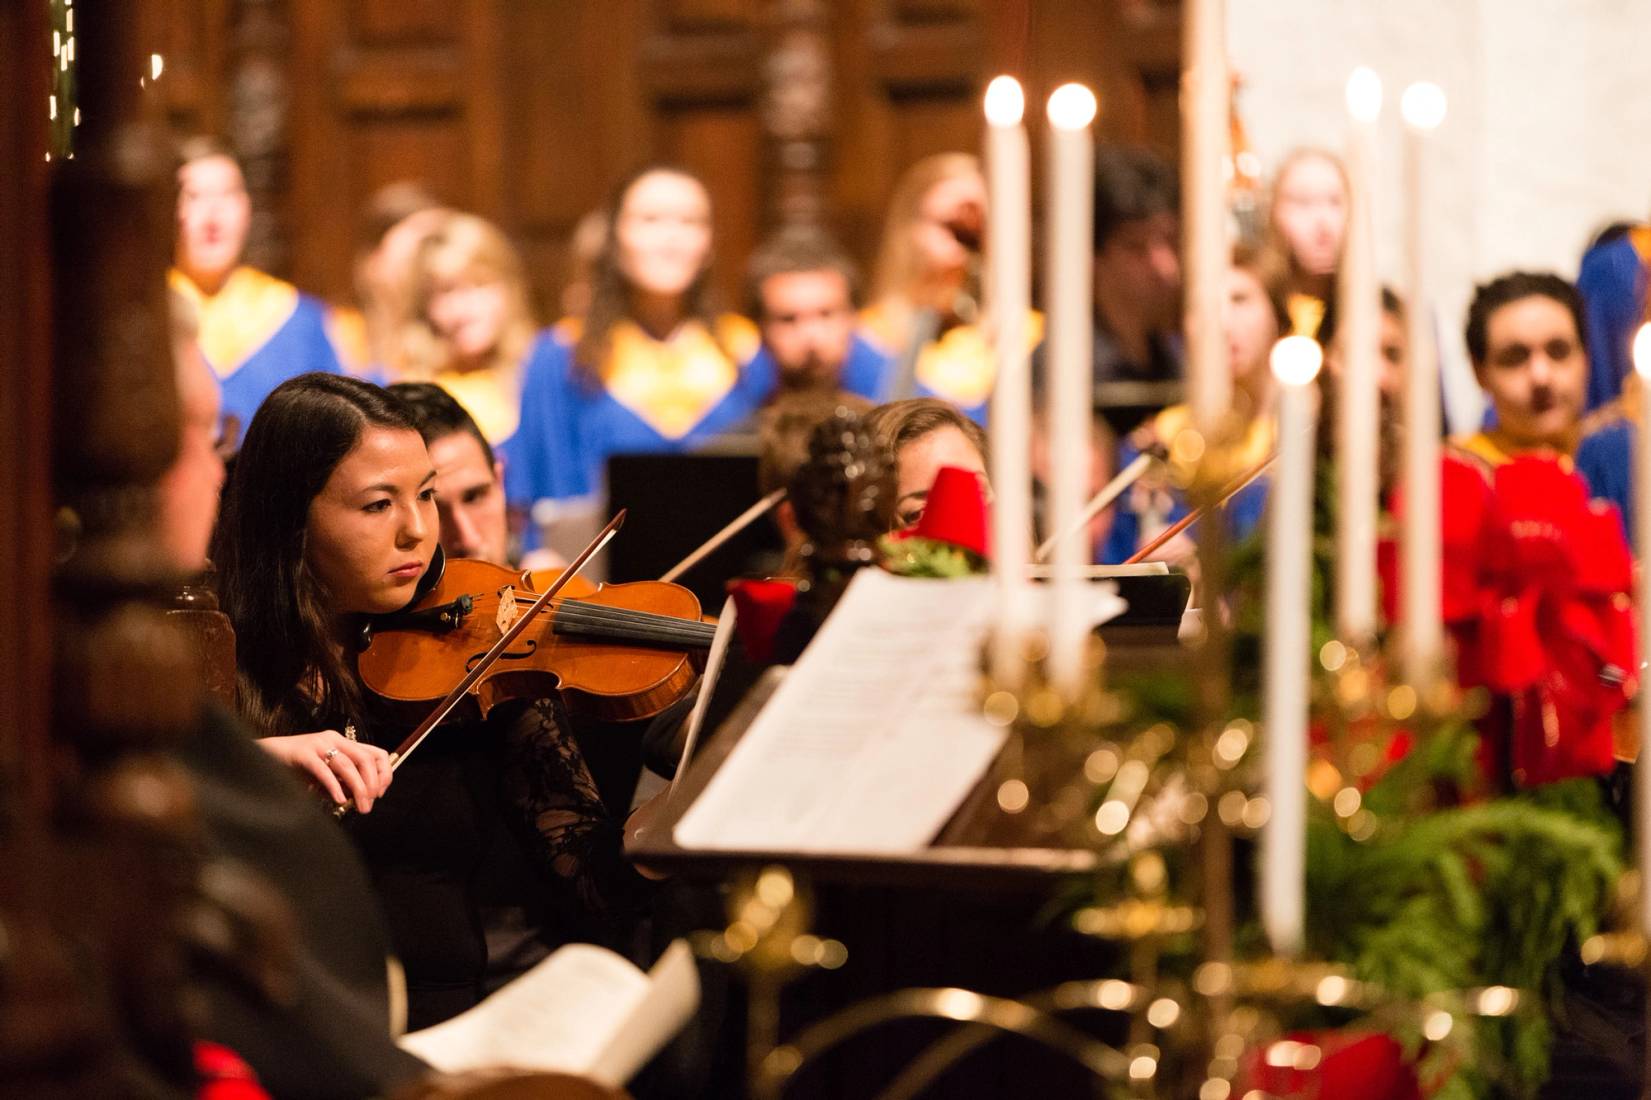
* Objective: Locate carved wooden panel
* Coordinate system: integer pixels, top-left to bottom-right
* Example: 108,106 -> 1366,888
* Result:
156,0 -> 232,136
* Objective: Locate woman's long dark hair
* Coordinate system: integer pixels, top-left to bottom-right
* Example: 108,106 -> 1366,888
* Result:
211,373 -> 422,736
572,163 -> 727,385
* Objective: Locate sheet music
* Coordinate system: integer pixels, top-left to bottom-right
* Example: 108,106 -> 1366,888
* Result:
675,570 -> 1117,854
399,940 -> 698,1086
668,597 -> 737,804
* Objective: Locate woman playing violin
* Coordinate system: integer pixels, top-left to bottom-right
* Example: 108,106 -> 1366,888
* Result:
211,372 -> 647,1028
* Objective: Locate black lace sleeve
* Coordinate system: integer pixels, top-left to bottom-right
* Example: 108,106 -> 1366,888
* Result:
493,698 -> 651,917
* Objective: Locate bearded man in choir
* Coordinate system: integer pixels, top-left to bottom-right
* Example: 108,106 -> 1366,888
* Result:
1413,272 -> 1635,788
169,137 -> 343,441
745,227 -> 890,402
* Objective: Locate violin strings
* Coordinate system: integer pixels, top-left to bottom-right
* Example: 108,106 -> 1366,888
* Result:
503,593 -> 716,634
468,592 -> 717,646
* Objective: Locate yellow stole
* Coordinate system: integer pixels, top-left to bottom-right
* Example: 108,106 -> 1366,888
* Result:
434,361 -> 523,445
1151,402 -> 1276,478
325,305 -> 373,377
1287,292 -> 1326,339
860,304 -> 1044,408
1447,430 -> 1575,471
595,315 -> 759,440
169,266 -> 300,379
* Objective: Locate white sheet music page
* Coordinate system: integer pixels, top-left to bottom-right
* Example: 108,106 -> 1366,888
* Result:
673,570 -> 1010,854
398,939 -> 699,1085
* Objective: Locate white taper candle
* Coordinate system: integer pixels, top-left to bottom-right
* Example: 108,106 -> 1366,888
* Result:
985,76 -> 1032,688
1182,0 -> 1231,435
1262,334 -> 1323,958
1399,81 -> 1446,688
1336,67 -> 1382,648
1632,323 -> 1651,934
1044,83 -> 1098,699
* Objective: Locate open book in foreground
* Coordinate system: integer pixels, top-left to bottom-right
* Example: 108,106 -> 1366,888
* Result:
399,939 -> 699,1087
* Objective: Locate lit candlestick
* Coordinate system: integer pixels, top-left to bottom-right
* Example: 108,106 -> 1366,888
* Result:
1399,81 -> 1446,688
1044,83 -> 1098,699
985,76 -> 1032,688
1263,334 -> 1323,958
1182,0 -> 1231,435
1632,323 -> 1651,935
1336,67 -> 1382,648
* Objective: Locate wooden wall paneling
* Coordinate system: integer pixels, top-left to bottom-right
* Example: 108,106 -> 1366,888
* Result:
289,0 -> 475,301
761,1 -> 836,230
501,1 -> 651,322
229,0 -> 297,277
462,0 -> 508,222
0,0 -> 54,817
157,0 -> 232,136
828,0 -> 987,276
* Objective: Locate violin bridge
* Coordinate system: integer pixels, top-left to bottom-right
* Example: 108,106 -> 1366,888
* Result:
496,585 -> 520,635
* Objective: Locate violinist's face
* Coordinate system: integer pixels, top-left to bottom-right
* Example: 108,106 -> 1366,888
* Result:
912,173 -> 986,279
305,427 -> 438,615
615,171 -> 712,299
894,425 -> 988,529
176,155 -> 251,286
427,430 -> 508,563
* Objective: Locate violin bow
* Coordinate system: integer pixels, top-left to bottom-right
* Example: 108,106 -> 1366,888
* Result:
333,509 -> 627,820
659,489 -> 786,583
1122,452 -> 1276,565
1033,450 -> 1159,564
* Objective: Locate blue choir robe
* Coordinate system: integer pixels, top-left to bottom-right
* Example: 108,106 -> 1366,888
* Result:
1576,226 -> 1651,411
1576,410 -> 1634,542
1098,404 -> 1270,564
170,266 -> 343,432
505,315 -> 768,521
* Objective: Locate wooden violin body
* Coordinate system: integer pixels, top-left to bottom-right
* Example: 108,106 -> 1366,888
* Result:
357,557 -> 711,723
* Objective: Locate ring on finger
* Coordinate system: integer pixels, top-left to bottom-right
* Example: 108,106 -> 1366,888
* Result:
323,748 -> 340,763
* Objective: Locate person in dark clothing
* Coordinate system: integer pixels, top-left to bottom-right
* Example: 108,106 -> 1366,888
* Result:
1034,146 -> 1185,438
208,372 -> 647,1030
160,310 -> 425,1094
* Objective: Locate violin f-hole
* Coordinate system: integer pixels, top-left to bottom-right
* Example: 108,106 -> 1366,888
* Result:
466,639 -> 538,672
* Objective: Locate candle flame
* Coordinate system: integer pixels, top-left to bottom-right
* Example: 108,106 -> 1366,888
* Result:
1633,323 -> 1651,379
984,76 -> 1025,126
1346,67 -> 1383,123
1400,82 -> 1447,131
1046,83 -> 1098,131
1270,335 -> 1323,386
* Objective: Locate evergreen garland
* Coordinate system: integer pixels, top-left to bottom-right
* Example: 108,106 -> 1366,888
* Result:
1092,459 -> 1624,1097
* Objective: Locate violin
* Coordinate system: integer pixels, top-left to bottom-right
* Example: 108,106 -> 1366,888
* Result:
356,552 -> 715,725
